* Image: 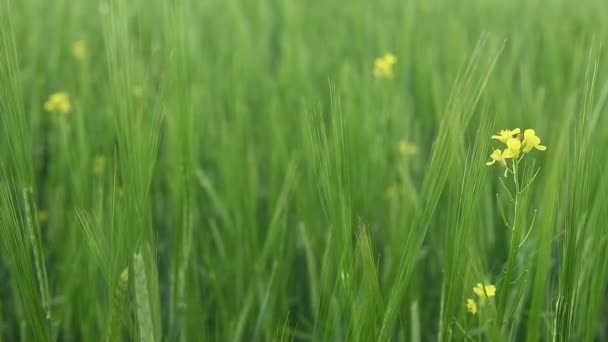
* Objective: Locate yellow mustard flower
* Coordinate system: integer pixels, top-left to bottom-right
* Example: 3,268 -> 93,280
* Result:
93,155 -> 106,176
473,283 -> 497,298
399,140 -> 418,155
486,149 -> 508,167
466,298 -> 478,315
491,128 -> 520,144
503,138 -> 522,159
521,129 -> 547,153
72,40 -> 87,61
373,53 -> 397,79
44,92 -> 71,114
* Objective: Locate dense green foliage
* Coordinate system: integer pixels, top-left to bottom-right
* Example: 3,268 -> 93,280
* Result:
1,0 -> 608,340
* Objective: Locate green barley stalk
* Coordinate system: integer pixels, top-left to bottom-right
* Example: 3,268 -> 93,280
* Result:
134,252 -> 155,342
378,36 -> 504,341
107,266 -> 129,342
0,1 -> 51,340
22,187 -> 51,320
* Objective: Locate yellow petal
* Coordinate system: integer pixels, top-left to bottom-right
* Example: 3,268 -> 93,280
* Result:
536,144 -> 547,151
506,138 -> 521,157
466,298 -> 478,314
524,129 -> 536,139
491,129 -> 520,143
484,284 -> 497,297
507,138 -> 521,150
384,53 -> 397,64
473,283 -> 485,296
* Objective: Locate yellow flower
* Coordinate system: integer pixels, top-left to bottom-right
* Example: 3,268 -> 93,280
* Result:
473,283 -> 497,298
373,53 -> 397,79
44,92 -> 71,114
93,155 -> 106,176
521,129 -> 547,153
486,149 -> 508,167
503,138 -> 522,159
491,128 -> 521,144
383,53 -> 397,65
466,298 -> 478,315
399,140 -> 418,155
72,40 -> 87,61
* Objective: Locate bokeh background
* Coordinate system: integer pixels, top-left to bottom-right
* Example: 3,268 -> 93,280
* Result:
1,0 -> 608,341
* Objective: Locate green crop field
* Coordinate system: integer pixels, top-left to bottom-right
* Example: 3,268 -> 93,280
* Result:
1,0 -> 608,341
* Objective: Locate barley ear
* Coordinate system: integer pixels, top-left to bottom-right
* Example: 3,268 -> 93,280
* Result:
134,252 -> 155,342
107,266 -> 129,342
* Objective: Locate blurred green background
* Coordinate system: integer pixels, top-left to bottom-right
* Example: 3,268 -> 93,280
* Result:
1,0 -> 608,341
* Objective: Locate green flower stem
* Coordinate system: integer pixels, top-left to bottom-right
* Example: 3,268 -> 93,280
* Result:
497,157 -> 523,331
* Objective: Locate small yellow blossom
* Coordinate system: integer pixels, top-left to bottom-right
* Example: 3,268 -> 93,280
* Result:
486,149 -> 508,167
473,283 -> 497,298
487,128 -> 546,172
72,40 -> 87,61
503,138 -> 522,159
491,128 -> 521,144
44,92 -> 71,114
93,155 -> 106,176
373,53 -> 397,79
521,129 -> 547,153
37,210 -> 49,224
466,298 -> 478,315
399,141 -> 418,155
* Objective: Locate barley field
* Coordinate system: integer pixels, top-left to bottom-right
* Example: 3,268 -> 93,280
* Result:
1,0 -> 608,341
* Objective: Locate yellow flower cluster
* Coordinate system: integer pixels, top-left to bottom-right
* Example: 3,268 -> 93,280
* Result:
44,92 -> 71,114
373,53 -> 397,79
486,128 -> 546,169
466,283 -> 496,315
